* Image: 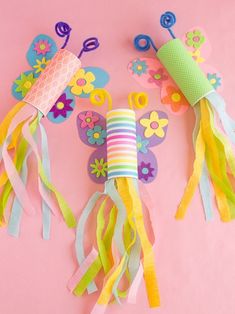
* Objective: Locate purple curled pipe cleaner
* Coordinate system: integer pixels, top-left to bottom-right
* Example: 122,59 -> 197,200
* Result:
55,21 -> 72,49
78,37 -> 100,59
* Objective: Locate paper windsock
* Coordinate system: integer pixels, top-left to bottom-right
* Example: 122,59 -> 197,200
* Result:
68,89 -> 169,311
0,23 -> 100,239
133,11 -> 235,222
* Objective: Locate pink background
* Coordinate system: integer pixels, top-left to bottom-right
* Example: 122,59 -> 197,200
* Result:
1,0 -> 235,313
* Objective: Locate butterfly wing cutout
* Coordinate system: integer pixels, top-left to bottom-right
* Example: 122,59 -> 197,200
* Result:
183,27 -> 223,92
77,111 -> 107,184
136,110 -> 169,183
128,57 -> 190,115
47,67 -> 110,123
128,27 -> 223,115
11,34 -> 110,124
12,34 -> 58,101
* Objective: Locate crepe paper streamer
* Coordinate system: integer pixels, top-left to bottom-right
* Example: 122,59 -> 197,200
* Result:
134,11 -> 235,222
70,89 -> 160,311
0,32 -> 100,237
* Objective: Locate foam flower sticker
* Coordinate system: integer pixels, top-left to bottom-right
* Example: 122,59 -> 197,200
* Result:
138,161 -> 154,182
137,135 -> 149,153
162,86 -> 189,112
50,93 -> 73,118
190,50 -> 205,63
140,111 -> 168,138
186,29 -> 205,49
90,158 -> 107,178
130,58 -> 148,76
78,111 -> 99,129
207,73 -> 221,90
14,72 -> 36,97
34,39 -> 51,55
69,69 -> 95,96
47,88 -> 75,124
87,125 -> 106,145
148,68 -> 168,87
33,57 -> 50,74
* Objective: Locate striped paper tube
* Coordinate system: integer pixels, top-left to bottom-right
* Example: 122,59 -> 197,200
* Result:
106,109 -> 138,180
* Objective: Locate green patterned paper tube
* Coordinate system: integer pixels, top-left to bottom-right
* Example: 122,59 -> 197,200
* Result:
157,39 -> 213,106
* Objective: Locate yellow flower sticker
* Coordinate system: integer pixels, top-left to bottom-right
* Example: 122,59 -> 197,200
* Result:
140,111 -> 168,138
69,69 -> 95,95
190,49 -> 205,63
33,57 -> 50,73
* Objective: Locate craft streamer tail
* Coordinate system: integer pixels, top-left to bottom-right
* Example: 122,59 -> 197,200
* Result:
0,49 -> 81,236
70,108 -> 160,311
176,97 -> 235,221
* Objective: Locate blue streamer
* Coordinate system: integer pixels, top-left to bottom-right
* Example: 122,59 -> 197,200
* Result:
39,123 -> 51,240
76,191 -> 101,294
206,92 -> 235,144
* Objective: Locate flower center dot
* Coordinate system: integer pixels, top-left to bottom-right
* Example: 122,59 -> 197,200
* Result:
24,81 -> 32,89
210,78 -> 216,85
77,78 -> 86,86
56,102 -> 65,110
150,121 -> 159,129
154,73 -> 161,80
193,36 -> 200,42
40,44 -> 46,50
97,165 -> 103,170
93,132 -> 100,139
171,92 -> 181,102
86,117 -> 91,123
137,143 -> 142,148
137,65 -> 142,70
142,167 -> 149,174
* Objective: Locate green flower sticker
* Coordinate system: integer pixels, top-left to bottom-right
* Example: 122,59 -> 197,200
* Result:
90,158 -> 107,178
186,30 -> 205,49
14,72 -> 36,97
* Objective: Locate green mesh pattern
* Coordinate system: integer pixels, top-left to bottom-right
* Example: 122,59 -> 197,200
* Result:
157,39 -> 213,106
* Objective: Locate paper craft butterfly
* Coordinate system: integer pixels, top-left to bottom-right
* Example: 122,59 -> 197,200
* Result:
12,33 -> 110,123
77,108 -> 168,184
128,27 -> 222,115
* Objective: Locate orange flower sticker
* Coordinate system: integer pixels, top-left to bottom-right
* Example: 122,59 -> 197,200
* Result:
161,86 -> 189,112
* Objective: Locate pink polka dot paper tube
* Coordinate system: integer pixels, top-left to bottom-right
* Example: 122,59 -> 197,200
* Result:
24,49 -> 81,116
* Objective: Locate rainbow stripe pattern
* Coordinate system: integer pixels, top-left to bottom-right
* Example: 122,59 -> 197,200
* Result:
106,109 -> 138,179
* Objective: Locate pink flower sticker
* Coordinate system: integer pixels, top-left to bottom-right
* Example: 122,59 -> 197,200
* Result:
78,111 -> 99,129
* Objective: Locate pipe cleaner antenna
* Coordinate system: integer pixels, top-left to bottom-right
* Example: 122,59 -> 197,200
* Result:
0,22 -> 100,238
135,11 -> 235,221
55,21 -> 72,49
69,89 -> 160,311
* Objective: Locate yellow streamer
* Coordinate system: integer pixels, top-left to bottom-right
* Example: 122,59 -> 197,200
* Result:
176,122 -> 205,219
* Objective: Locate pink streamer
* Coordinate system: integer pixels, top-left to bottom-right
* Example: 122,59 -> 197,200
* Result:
21,119 -> 60,218
2,105 -> 37,215
67,248 -> 98,292
127,264 -> 143,304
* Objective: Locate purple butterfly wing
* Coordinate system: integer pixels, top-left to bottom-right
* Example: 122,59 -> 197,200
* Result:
77,111 -> 107,184
136,110 -> 168,183
137,150 -> 158,184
